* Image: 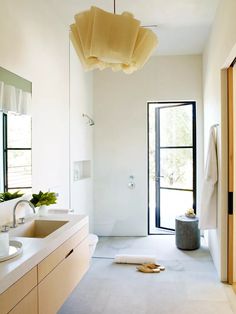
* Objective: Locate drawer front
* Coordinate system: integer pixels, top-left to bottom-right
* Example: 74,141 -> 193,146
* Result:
38,237 -> 89,314
38,224 -> 88,282
0,267 -> 37,314
8,287 -> 37,314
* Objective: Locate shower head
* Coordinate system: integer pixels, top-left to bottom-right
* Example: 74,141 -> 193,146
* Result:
88,119 -> 95,126
82,113 -> 95,126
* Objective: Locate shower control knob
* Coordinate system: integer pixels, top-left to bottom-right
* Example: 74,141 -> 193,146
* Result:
128,175 -> 135,189
128,182 -> 135,189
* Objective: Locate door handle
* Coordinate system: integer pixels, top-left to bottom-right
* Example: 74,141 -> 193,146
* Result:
154,175 -> 164,182
154,175 -> 164,180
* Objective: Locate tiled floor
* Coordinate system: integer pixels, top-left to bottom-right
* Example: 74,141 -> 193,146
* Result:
59,236 -> 236,314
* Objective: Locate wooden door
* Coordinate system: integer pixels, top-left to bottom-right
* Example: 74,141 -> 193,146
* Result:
227,60 -> 236,284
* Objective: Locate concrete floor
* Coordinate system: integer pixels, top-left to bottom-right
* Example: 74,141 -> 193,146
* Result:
59,236 -> 236,314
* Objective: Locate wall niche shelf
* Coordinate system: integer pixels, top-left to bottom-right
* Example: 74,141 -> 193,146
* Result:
73,160 -> 91,181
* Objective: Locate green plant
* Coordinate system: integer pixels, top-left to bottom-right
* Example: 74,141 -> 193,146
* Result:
0,191 -> 23,202
30,191 -> 57,207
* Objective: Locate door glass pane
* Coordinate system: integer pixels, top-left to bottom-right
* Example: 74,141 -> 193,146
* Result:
160,148 -> 193,190
160,189 -> 193,229
7,113 -> 32,148
160,105 -> 192,147
8,150 -> 32,188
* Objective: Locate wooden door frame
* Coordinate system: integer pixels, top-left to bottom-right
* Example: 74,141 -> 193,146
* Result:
227,65 -> 234,284
227,58 -> 236,285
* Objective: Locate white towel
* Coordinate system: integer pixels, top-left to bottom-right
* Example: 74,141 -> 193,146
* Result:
199,126 -> 218,230
114,254 -> 157,264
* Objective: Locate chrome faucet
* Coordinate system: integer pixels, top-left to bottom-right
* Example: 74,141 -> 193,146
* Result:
12,200 -> 36,228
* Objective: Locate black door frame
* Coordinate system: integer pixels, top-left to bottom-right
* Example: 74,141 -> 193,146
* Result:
148,101 -> 197,233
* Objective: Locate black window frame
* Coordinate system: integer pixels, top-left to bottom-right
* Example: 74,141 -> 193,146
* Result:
3,113 -> 32,192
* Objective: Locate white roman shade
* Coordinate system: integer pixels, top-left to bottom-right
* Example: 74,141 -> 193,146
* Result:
0,81 -> 31,115
3,84 -> 17,113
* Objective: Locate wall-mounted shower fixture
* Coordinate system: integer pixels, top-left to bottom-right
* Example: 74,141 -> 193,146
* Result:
82,113 -> 95,126
128,175 -> 135,189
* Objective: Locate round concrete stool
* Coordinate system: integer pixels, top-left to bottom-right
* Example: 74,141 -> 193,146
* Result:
175,215 -> 200,250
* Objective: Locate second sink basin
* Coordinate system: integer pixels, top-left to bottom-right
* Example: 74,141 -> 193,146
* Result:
10,219 -> 69,238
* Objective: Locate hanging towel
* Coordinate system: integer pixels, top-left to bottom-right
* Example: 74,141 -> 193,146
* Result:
199,126 -> 218,230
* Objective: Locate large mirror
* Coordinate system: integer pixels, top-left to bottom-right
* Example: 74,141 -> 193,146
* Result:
0,67 -> 32,194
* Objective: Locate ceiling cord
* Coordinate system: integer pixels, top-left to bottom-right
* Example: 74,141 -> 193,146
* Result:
112,0 -> 157,29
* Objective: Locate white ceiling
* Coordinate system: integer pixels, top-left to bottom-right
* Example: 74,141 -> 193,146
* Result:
51,0 -> 221,55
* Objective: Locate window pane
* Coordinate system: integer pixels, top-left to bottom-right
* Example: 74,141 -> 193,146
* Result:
160,189 -> 193,229
160,148 -> 193,190
160,105 -> 192,147
8,150 -> 32,188
7,113 -> 31,148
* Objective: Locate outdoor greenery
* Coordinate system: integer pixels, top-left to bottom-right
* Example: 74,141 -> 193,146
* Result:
149,105 -> 192,188
30,191 -> 57,207
148,103 -> 194,229
0,190 -> 23,202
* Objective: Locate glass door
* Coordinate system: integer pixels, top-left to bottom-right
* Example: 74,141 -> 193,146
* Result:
155,103 -> 196,230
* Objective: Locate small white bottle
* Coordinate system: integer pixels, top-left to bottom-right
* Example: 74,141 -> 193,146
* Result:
0,226 -> 9,257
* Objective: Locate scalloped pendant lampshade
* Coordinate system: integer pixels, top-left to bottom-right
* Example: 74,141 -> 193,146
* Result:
70,6 -> 158,74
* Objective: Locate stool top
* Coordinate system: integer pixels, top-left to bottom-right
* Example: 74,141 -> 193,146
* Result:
176,215 -> 199,222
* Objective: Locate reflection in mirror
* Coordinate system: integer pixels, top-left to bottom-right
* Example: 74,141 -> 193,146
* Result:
0,67 -> 32,194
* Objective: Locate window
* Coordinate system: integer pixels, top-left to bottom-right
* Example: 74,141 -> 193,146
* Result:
3,112 -> 32,193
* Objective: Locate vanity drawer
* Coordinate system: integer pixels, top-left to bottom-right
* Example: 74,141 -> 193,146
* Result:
0,267 -> 37,314
38,223 -> 88,282
38,237 -> 89,314
8,287 -> 37,314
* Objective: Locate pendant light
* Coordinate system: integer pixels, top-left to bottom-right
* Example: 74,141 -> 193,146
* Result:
70,1 -> 158,74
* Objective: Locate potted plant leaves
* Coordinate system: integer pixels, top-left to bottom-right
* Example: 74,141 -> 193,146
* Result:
30,191 -> 57,216
0,191 -> 23,203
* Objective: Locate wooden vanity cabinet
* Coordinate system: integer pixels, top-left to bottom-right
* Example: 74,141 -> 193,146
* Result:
38,237 -> 89,314
8,287 -> 38,314
0,222 -> 89,314
38,224 -> 89,314
37,224 -> 89,282
0,267 -> 37,314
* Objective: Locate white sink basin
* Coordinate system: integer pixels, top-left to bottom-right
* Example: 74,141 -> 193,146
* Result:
10,219 -> 69,238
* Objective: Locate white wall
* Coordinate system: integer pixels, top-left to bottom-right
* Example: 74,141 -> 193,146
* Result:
0,1 -> 93,226
94,55 -> 203,236
203,0 -> 236,280
0,0 -> 69,207
69,43 -> 94,231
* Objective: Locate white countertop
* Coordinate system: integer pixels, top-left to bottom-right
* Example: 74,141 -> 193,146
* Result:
0,214 -> 88,294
